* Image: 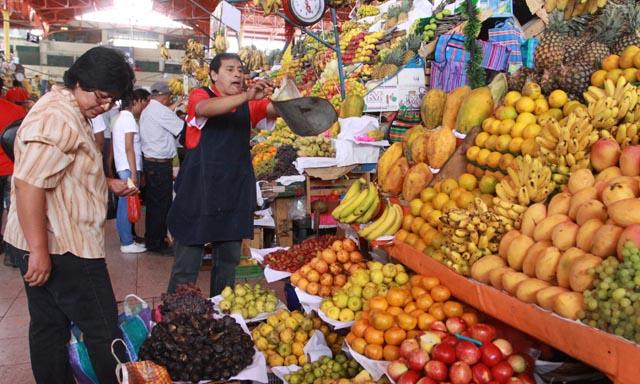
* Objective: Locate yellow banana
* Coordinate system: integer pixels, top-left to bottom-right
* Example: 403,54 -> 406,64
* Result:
332,180 -> 363,218
359,204 -> 390,238
385,205 -> 404,236
357,194 -> 380,224
366,205 -> 398,240
353,182 -> 378,217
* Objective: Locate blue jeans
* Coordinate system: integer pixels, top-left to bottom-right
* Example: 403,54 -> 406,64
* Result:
116,170 -> 140,246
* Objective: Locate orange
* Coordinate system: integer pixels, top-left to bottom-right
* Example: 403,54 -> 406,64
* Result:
352,319 -> 369,338
364,344 -> 384,360
418,313 -> 437,330
431,285 -> 451,302
351,337 -> 367,355
402,215 -> 413,231
411,286 -> 427,299
395,229 -> 409,243
364,327 -> 385,345
422,276 -> 440,290
443,301 -> 464,317
428,302 -> 445,321
387,306 -> 404,316
371,312 -> 394,331
384,326 -> 407,346
415,293 -> 434,311
369,296 -> 389,312
414,239 -> 427,253
404,302 -> 417,314
386,287 -> 408,307
346,332 -> 356,345
410,217 -> 426,234
405,233 -> 419,247
410,309 -> 425,318
409,275 -> 424,287
383,345 -> 400,361
461,312 -> 479,327
396,313 -> 418,331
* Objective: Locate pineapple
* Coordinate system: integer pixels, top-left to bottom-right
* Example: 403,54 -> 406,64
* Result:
402,51 -> 416,64
507,68 -> 538,92
557,63 -> 592,100
405,34 -> 423,52
534,11 -> 589,71
611,2 -> 640,54
385,7 -> 401,29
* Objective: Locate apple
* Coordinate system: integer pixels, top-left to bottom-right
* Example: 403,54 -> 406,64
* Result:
506,378 -> 523,383
416,377 -> 437,384
430,321 -> 447,332
407,348 -> 430,371
492,339 -> 513,357
456,340 -> 481,365
480,343 -> 504,367
388,360 -> 409,381
432,343 -> 457,365
420,332 -> 442,353
472,363 -> 493,384
469,324 -> 496,345
449,361 -> 473,384
507,354 -> 527,373
446,317 -> 467,334
442,334 -> 460,347
398,370 -> 422,384
517,373 -> 535,384
400,339 -> 420,359
591,138 -> 621,172
491,361 -> 514,383
425,360 -> 448,381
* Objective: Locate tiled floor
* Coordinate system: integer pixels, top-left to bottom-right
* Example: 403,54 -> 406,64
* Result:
0,221 -> 214,383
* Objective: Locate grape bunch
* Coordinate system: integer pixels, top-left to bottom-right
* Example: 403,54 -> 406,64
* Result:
160,284 -> 214,321
257,145 -> 299,181
580,241 -> 640,343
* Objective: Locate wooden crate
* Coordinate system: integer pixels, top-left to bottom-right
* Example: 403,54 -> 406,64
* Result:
273,197 -> 294,247
304,172 -> 371,215
241,227 -> 264,256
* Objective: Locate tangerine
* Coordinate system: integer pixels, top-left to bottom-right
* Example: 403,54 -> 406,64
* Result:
369,296 -> 389,312
364,327 -> 385,345
428,302 -> 445,321
396,313 -> 418,331
364,344 -> 384,360
417,313 -> 437,330
383,345 -> 400,361
351,337 -> 367,354
443,301 -> 464,317
431,285 -> 451,302
352,319 -> 369,338
384,326 -> 407,346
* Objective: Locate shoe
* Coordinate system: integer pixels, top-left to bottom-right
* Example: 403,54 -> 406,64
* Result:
148,246 -> 174,256
134,242 -> 146,248
120,243 -> 147,254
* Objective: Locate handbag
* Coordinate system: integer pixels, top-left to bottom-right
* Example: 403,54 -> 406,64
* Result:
113,340 -> 172,384
489,18 -> 525,73
0,118 -> 22,162
127,195 -> 141,223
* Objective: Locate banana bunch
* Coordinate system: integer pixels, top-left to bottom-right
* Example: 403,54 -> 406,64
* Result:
213,33 -> 228,54
195,64 -> 209,82
602,122 -> 640,148
160,46 -> 170,61
180,57 -> 200,75
584,77 -> 639,130
491,197 -> 526,230
168,78 -> 184,96
436,198 -> 511,276
358,203 -> 403,241
185,39 -> 205,60
536,110 -> 597,181
239,46 -> 267,71
545,0 -> 607,19
332,179 -> 381,224
326,0 -> 354,9
254,0 -> 282,15
495,155 -> 556,206
357,5 -> 380,18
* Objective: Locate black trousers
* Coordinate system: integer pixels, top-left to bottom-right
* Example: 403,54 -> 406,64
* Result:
143,159 -> 173,250
7,244 -> 127,384
167,240 -> 241,297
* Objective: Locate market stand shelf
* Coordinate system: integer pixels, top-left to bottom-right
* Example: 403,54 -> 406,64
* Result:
385,241 -> 640,384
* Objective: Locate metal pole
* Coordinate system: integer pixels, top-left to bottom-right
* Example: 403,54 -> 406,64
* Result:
330,8 -> 345,100
3,9 -> 9,63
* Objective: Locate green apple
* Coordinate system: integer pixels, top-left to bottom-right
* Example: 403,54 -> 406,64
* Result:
347,297 -> 362,312
234,284 -> 247,296
351,269 -> 370,286
368,261 -> 383,270
395,272 -> 410,285
219,299 -> 232,311
382,264 -> 397,278
362,285 -> 377,300
370,269 -> 384,285
377,285 -> 389,296
327,306 -> 341,320
348,285 -> 363,298
332,292 -> 349,309
221,286 -> 233,299
339,308 -> 355,322
320,300 -> 334,313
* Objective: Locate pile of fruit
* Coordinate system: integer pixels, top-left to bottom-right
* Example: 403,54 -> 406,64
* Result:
218,284 -> 279,319
291,238 -> 365,297
284,354 -> 363,384
320,262 -> 409,322
591,45 -> 640,89
358,202 -> 404,241
255,145 -> 299,181
252,310 -> 316,367
263,235 -> 337,273
294,135 -> 336,158
332,179 -> 380,225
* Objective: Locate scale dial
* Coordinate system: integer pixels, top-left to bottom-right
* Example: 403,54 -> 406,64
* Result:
283,0 -> 326,26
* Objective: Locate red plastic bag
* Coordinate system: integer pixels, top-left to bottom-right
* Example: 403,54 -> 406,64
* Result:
127,195 -> 141,223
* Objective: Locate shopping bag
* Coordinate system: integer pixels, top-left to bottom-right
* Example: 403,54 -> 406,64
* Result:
488,18 -> 524,72
521,38 -> 539,69
127,195 -> 141,223
118,294 -> 153,361
68,328 -> 99,384
113,340 -> 172,384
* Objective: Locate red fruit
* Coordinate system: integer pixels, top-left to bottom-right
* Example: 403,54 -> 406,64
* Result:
400,339 -> 420,359
471,363 -> 493,384
492,339 -> 513,357
388,360 -> 409,380
469,324 -> 496,345
480,343 -> 504,367
425,360 -> 448,381
446,317 -> 467,334
491,361 -> 514,383
416,378 -> 437,384
456,340 -> 481,365
398,370 -> 422,384
407,348 -> 430,371
432,343 -> 457,365
517,373 -> 535,384
507,354 -> 527,373
442,335 -> 460,347
430,321 -> 447,332
506,378 -> 523,383
449,361 -> 473,384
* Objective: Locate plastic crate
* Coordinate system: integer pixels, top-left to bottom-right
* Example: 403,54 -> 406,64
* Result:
235,257 -> 263,279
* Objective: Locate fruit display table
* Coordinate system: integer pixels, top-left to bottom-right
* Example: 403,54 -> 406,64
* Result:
385,241 -> 640,384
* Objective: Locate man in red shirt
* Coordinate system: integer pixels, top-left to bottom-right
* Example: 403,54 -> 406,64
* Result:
0,98 -> 27,266
5,80 -> 30,110
167,53 -> 278,296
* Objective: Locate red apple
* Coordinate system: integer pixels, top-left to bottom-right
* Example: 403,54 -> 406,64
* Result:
398,370 -> 421,384
388,360 -> 409,381
446,317 -> 467,334
620,145 -> 640,176
400,339 -> 420,359
432,343 -> 457,365
425,360 -> 448,381
442,335 -> 460,347
480,343 -> 504,367
430,321 -> 447,332
506,378 -> 523,383
449,361 -> 473,384
469,324 -> 496,345
456,340 -> 481,366
517,373 -> 535,384
591,138 -> 621,172
492,339 -> 513,358
507,354 -> 527,373
491,361 -> 514,383
407,348 -> 430,371
471,363 -> 493,384
416,377 -> 437,384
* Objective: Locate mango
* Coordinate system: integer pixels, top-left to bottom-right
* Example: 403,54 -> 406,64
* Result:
556,247 -> 585,288
456,87 -> 495,134
569,254 -> 602,292
607,198 -> 640,227
591,224 -> 624,258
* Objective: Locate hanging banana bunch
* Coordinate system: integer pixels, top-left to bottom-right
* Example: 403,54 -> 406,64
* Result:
257,0 -> 283,16
160,46 -> 170,61
213,31 -> 228,55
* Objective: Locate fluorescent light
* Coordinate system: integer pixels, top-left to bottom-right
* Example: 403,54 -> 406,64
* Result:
112,38 -> 159,49
76,0 -> 189,29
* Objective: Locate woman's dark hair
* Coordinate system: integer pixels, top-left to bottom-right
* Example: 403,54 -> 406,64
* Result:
209,53 -> 243,73
63,46 -> 135,98
12,80 -> 22,87
120,88 -> 150,111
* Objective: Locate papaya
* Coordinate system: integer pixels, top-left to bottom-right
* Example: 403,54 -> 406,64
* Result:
410,133 -> 430,164
339,95 -> 365,118
403,125 -> 427,161
377,142 -> 404,186
455,87 -> 494,134
402,163 -> 433,201
442,86 -> 471,130
426,126 -> 456,169
381,157 -> 409,196
420,89 -> 446,129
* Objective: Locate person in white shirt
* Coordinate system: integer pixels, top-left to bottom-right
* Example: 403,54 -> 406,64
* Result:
112,88 -> 150,253
139,81 -> 184,254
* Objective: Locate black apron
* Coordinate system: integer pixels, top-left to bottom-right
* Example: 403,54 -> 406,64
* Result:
168,88 -> 256,245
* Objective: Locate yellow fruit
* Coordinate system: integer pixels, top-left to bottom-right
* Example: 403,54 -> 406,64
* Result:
606,69 -> 623,82
516,112 -> 537,125
563,101 -> 582,117
495,106 -> 518,120
475,132 -> 490,146
427,210 -> 442,227
521,138 -> 539,156
396,229 -> 409,242
449,187 -> 465,202
456,190 -> 475,209
405,233 -> 419,246
534,98 -> 549,115
410,217 -> 426,234
466,145 -> 481,162
523,123 -> 542,139
482,117 -> 496,132
633,52 -> 640,69
487,151 -> 502,169
419,202 -> 434,220
511,122 -> 526,138
456,87 -> 495,134
548,90 -> 568,109
522,82 -> 542,99
479,174 -> 498,194
498,119 -> 515,135
476,148 -> 491,166
602,55 -> 620,71
420,187 -> 437,202
442,200 -> 458,212
499,153 -> 515,170
503,91 -> 522,107
623,68 -> 637,83
620,47 -> 639,69
508,137 -> 524,153
440,179 -> 458,194
516,96 -> 535,113
496,135 -> 512,152
432,192 -> 450,210
489,120 -> 501,135
458,173 -> 477,191
591,70 -> 608,87
484,135 -> 498,150
548,108 -> 564,121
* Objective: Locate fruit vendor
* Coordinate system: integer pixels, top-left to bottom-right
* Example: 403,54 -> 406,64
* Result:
167,52 -> 278,297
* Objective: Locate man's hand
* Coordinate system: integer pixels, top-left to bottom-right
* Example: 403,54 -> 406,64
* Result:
107,178 -> 138,196
23,251 -> 52,287
246,80 -> 274,101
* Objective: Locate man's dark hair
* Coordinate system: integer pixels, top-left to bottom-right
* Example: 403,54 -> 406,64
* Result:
120,88 -> 150,111
63,47 -> 135,98
12,80 -> 22,87
209,53 -> 243,73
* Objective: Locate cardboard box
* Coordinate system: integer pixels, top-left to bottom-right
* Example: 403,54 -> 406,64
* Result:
364,59 -> 427,112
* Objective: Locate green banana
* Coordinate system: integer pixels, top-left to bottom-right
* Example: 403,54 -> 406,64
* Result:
359,204 -> 390,238
353,182 -> 377,217
331,180 -> 362,219
339,187 -> 370,219
386,205 -> 403,236
357,194 -> 380,224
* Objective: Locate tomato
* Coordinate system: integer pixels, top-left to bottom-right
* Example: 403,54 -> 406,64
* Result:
384,326 -> 407,346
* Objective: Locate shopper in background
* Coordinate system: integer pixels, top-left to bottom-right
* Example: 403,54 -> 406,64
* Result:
167,53 -> 277,297
139,81 -> 184,254
6,79 -> 30,110
4,46 -> 137,384
0,78 -> 5,98
112,88 -> 150,254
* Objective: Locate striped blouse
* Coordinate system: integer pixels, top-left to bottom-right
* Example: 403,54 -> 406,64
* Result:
4,85 -> 108,259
